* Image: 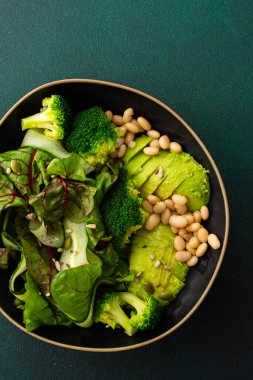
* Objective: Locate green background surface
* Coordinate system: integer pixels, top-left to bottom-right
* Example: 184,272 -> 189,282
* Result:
0,1 -> 252,379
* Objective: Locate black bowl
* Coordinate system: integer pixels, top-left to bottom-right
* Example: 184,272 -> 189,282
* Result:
0,79 -> 229,352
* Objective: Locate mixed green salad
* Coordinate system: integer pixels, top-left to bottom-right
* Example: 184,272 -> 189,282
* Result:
0,95 -> 220,336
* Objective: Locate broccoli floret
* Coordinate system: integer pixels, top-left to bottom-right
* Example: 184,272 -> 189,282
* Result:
94,290 -> 136,336
22,95 -> 72,140
101,168 -> 147,253
64,106 -> 121,166
119,292 -> 163,330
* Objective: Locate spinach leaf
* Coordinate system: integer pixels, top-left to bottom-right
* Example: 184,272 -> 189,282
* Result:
0,173 -> 27,212
50,263 -> 102,322
23,273 -> 70,332
0,147 -> 53,196
47,153 -> 90,181
29,177 -> 96,223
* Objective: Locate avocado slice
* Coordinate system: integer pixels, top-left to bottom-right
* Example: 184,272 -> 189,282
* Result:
131,154 -> 163,189
128,224 -> 189,305
140,151 -> 178,197
173,166 -> 210,211
155,152 -> 194,199
125,152 -> 151,177
123,135 -> 152,164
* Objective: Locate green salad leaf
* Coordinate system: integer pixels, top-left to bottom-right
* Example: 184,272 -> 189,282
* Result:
47,153 -> 91,181
0,173 -> 27,212
0,147 -> 53,196
50,263 -> 102,322
15,215 -> 57,295
0,247 -> 11,269
23,273 -> 70,332
29,177 -> 96,223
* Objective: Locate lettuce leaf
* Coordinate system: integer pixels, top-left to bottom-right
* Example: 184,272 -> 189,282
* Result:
50,263 -> 102,322
29,177 -> 96,223
0,147 -> 53,196
23,272 -> 70,332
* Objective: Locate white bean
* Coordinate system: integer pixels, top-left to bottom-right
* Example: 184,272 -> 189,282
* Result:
182,233 -> 193,242
208,234 -> 221,249
137,116 -> 151,131
159,135 -> 170,149
201,206 -> 209,220
197,228 -> 209,243
145,214 -> 160,231
189,236 -> 200,249
125,122 -> 139,133
175,204 -> 187,215
153,201 -> 167,214
147,194 -> 161,205
169,215 -> 188,228
143,147 -> 159,156
187,256 -> 199,267
112,115 -> 124,126
116,137 -> 125,147
142,200 -> 153,214
184,213 -> 195,225
172,194 -> 187,206
123,108 -> 134,123
105,110 -> 113,121
175,251 -> 192,262
186,222 -> 201,232
149,139 -> 160,148
124,132 -> 134,145
117,144 -> 127,158
174,236 -> 186,251
193,211 -> 202,223
186,242 -> 196,254
147,130 -> 160,139
118,125 -> 127,134
165,199 -> 175,211
196,242 -> 208,257
161,208 -> 171,224
128,141 -> 136,149
170,226 -> 178,234
170,142 -> 182,153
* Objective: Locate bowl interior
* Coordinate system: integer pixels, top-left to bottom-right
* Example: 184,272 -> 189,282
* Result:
0,81 -> 227,351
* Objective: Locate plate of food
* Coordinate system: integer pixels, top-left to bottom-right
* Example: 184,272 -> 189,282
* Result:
0,79 -> 229,351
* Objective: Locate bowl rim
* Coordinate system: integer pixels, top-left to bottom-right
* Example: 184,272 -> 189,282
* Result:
0,78 -> 230,352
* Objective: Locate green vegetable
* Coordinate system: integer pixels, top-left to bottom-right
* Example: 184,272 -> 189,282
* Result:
23,273 -> 70,332
94,290 -> 137,336
28,219 -> 64,248
0,247 -> 11,269
119,292 -> 163,330
0,172 -> 27,212
15,215 -> 57,296
28,177 -> 96,224
21,129 -> 70,159
64,106 -> 121,166
101,168 -> 147,252
50,263 -> 102,322
22,95 -> 72,140
9,248 -> 26,301
0,147 -> 53,196
128,224 -> 189,305
47,153 -> 91,181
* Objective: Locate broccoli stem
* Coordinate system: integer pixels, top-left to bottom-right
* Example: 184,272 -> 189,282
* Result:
119,292 -> 146,314
112,303 -> 136,336
22,112 -> 55,130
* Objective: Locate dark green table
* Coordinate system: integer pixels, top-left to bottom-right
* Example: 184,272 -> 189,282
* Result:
0,1 -> 252,379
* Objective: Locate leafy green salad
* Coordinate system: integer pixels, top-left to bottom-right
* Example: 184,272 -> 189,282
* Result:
0,95 -> 212,336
